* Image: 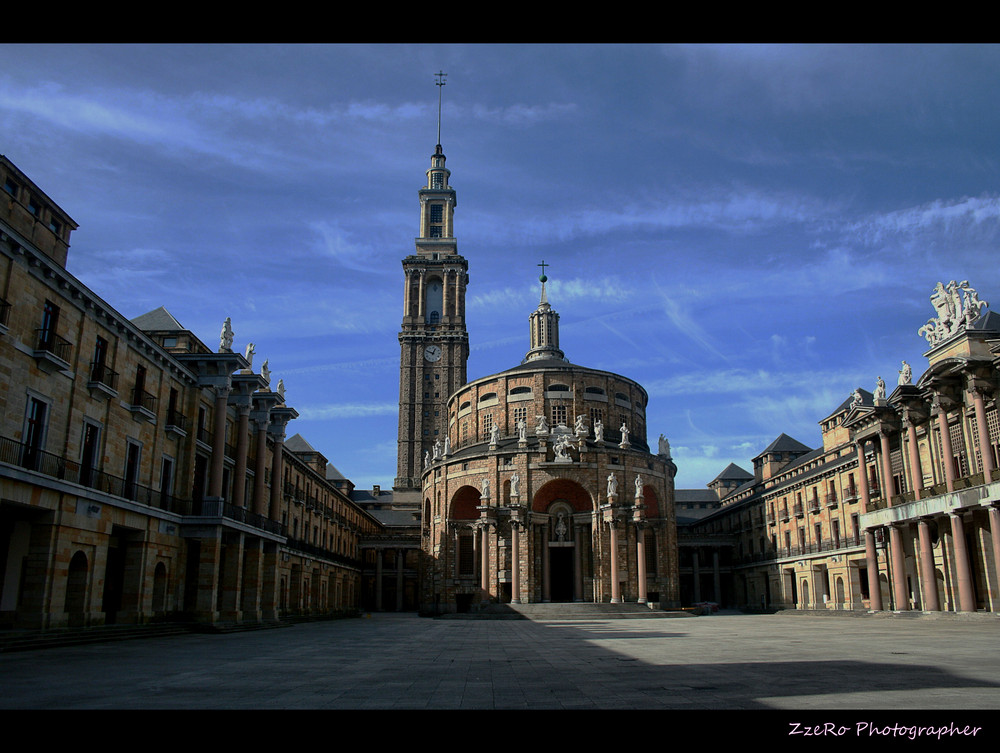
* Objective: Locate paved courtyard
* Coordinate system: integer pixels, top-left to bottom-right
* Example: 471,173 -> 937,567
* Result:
1,612 -> 998,715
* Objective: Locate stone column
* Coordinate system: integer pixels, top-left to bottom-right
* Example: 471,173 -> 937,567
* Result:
269,432 -> 285,521
856,442 -> 872,513
542,522 -> 551,603
417,270 -> 425,321
635,525 -> 647,604
219,532 -> 245,622
879,431 -> 895,505
511,521 -> 521,604
231,403 -> 251,508
195,535 -> 222,624
208,385 -> 231,500
403,269 -> 411,317
888,524 -> 909,610
864,530 -> 883,611
905,419 -> 923,501
934,399 -> 956,492
252,418 -> 269,516
950,513 -> 976,612
480,524 -> 491,604
609,520 -> 621,603
989,506 -> 1000,607
971,386 -> 996,478
442,268 -> 450,320
917,519 -> 940,611
573,523 -> 584,602
260,543 -> 279,621
241,538 -> 264,621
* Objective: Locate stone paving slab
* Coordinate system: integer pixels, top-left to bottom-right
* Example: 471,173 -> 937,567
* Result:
0,611 -> 997,722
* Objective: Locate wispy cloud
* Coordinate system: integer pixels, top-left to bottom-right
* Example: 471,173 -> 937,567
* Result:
295,402 -> 399,421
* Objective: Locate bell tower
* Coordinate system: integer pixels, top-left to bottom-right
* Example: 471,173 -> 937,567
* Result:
395,73 -> 469,494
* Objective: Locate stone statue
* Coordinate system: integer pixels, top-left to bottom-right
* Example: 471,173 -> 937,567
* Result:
635,474 -> 643,497
219,317 -> 234,353
510,472 -> 520,497
490,423 -> 500,445
875,376 -> 886,401
244,342 -> 255,367
518,419 -> 527,442
553,433 -> 574,461
554,511 -> 568,541
594,419 -> 604,443
658,434 -> 671,458
261,359 -> 270,385
443,436 -> 451,456
898,360 -> 912,386
481,477 -> 490,498
619,422 -> 629,447
574,414 -> 587,436
276,379 -> 285,399
432,439 -> 441,460
920,280 -> 990,345
536,415 -> 549,434
423,450 -> 430,469
606,474 -> 618,499
850,388 -> 863,408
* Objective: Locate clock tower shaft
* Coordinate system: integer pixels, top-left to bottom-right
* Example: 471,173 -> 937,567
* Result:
395,143 -> 469,492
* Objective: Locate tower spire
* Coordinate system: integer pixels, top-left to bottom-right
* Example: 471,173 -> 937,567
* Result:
435,71 -> 447,148
524,262 -> 566,363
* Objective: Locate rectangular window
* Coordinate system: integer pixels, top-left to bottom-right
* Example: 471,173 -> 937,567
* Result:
80,421 -> 101,488
430,203 -> 443,222
39,300 -> 60,350
551,405 -> 567,426
124,441 -> 141,501
22,396 -> 49,471
458,533 -> 475,575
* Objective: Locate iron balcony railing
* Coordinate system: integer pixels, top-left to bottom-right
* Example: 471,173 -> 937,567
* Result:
89,361 -> 119,391
0,433 -> 189,514
165,409 -> 188,431
35,327 -> 73,362
0,434 -> 284,536
130,387 -> 158,413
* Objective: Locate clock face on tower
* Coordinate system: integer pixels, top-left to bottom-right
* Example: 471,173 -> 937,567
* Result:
424,345 -> 442,362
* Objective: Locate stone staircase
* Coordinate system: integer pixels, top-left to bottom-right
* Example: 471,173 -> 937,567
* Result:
436,602 -> 698,620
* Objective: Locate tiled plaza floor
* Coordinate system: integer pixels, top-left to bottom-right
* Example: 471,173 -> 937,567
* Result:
1,611 -> 997,720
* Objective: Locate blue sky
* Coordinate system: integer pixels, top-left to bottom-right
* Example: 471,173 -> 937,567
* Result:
4,43 -> 1000,490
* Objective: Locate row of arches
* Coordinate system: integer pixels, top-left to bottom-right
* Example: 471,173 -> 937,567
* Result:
436,478 -> 661,521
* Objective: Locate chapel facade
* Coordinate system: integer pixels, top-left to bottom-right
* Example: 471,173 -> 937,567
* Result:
398,145 -> 679,613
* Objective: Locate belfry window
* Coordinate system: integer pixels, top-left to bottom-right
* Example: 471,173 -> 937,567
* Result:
431,172 -> 444,189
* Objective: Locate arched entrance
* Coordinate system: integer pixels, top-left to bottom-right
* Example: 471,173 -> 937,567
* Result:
532,479 -> 593,603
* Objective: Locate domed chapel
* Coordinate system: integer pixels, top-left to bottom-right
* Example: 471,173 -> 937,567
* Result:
393,139 -> 680,613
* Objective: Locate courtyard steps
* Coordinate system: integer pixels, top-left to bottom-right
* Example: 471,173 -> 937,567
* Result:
436,602 -> 698,620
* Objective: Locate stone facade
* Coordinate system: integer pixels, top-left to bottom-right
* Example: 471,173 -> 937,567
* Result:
419,285 -> 679,613
0,155 -> 381,630
683,283 -> 1000,615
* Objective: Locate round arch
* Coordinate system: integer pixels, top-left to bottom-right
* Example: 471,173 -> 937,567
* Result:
640,484 -> 660,517
531,478 -> 593,513
450,485 -> 482,520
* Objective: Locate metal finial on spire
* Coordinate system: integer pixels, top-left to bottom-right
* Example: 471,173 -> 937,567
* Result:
537,259 -> 549,283
434,71 -> 447,147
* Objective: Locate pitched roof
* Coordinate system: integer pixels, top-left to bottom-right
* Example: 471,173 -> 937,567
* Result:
710,463 -> 753,484
285,433 -> 318,454
758,433 -> 812,456
131,306 -> 185,332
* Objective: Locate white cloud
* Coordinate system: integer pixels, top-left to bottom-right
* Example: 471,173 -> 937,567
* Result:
295,402 -> 399,421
